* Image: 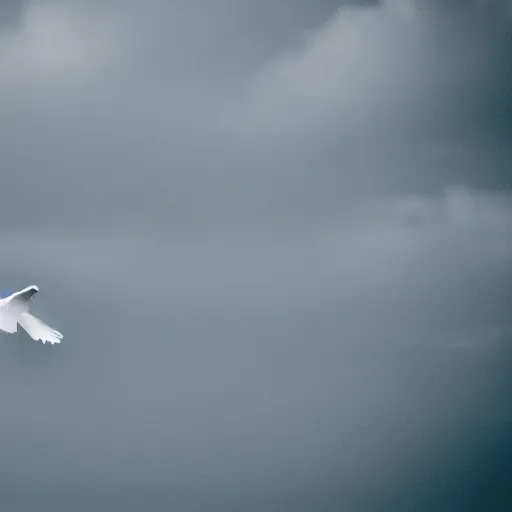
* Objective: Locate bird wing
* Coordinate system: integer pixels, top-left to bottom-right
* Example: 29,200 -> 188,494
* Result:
0,285 -> 37,333
18,312 -> 63,345
4,285 -> 39,311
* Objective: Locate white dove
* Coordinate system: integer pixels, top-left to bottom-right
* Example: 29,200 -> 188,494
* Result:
0,285 -> 63,344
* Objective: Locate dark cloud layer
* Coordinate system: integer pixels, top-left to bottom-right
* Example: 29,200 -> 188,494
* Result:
0,1 -> 511,511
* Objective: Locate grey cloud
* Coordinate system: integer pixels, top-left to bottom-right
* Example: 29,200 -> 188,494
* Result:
0,0 -> 26,28
0,0 -> 510,233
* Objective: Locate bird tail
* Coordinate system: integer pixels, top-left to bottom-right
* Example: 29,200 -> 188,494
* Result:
18,312 -> 63,344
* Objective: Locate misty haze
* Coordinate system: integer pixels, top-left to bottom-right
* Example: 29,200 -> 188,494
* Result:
0,1 -> 511,511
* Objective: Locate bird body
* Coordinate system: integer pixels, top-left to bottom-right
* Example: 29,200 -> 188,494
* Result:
0,285 -> 63,344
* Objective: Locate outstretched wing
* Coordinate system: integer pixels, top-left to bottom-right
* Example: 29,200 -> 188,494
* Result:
0,285 -> 39,334
0,285 -> 63,343
4,285 -> 39,310
18,312 -> 63,345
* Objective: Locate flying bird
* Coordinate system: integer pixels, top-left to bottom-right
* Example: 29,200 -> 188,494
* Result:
0,285 -> 63,344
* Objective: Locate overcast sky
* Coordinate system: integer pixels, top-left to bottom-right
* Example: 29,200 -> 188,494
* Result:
0,1 -> 511,511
